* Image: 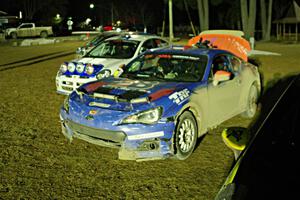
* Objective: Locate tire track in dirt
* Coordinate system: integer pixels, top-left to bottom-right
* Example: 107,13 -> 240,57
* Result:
0,51 -> 75,72
0,51 -> 65,67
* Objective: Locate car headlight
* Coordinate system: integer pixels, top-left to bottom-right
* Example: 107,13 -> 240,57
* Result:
67,62 -> 76,73
120,107 -> 163,124
60,63 -> 68,73
63,96 -> 70,113
85,63 -> 94,75
76,63 -> 85,73
96,69 -> 111,79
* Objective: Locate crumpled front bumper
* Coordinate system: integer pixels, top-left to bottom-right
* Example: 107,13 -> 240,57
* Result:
60,114 -> 175,161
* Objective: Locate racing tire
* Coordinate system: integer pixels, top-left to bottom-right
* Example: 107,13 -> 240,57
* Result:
40,31 -> 48,38
11,32 -> 17,39
174,111 -> 198,160
242,84 -> 258,118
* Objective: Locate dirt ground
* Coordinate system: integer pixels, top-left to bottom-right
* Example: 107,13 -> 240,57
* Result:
0,39 -> 299,200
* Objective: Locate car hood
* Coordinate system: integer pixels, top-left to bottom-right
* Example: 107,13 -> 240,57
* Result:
5,28 -> 16,32
74,77 -> 194,112
76,57 -> 129,69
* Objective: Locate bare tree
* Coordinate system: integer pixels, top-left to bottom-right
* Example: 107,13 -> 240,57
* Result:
260,0 -> 273,41
197,0 -> 209,31
20,0 -> 47,20
184,0 -> 196,35
240,0 -> 257,38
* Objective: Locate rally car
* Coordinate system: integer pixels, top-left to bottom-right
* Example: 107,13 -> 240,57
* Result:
56,34 -> 169,95
59,33 -> 261,161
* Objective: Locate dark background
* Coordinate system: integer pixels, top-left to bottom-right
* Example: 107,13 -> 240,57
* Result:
1,0 -> 300,35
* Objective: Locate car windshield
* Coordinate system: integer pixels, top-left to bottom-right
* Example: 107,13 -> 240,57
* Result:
120,53 -> 208,82
86,40 -> 139,59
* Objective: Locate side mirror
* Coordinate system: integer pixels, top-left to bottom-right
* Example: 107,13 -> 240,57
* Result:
221,127 -> 250,160
140,47 -> 147,54
113,64 -> 125,77
76,47 -> 86,57
213,70 -> 231,86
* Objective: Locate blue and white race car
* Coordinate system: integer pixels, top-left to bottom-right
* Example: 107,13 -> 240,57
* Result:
56,34 -> 169,95
60,33 -> 261,161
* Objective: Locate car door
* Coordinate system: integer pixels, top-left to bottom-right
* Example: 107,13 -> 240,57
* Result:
207,54 -> 243,125
18,24 -> 33,37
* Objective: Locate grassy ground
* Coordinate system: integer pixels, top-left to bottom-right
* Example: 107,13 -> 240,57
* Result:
0,39 -> 299,200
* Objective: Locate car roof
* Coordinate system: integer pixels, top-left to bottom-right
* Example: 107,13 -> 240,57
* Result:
106,34 -> 166,42
146,46 -> 232,58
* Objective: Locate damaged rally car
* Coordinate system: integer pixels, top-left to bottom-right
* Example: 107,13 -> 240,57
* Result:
60,33 -> 261,161
56,34 -> 169,95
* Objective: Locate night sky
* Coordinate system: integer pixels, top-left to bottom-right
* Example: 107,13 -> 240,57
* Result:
1,0 -> 299,32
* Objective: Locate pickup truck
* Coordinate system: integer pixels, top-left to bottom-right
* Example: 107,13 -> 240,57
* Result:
5,23 -> 53,39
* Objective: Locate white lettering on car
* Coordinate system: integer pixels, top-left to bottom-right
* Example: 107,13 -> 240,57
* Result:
168,89 -> 190,105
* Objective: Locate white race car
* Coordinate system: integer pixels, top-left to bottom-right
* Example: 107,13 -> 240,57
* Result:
56,34 -> 169,95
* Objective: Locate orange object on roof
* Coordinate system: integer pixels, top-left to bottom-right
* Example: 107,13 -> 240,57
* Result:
188,33 -> 251,62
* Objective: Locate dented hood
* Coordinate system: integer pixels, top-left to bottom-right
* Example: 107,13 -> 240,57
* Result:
76,77 -> 192,111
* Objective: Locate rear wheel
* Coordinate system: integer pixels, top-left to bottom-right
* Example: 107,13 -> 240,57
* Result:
40,31 -> 48,38
174,111 -> 198,160
242,84 -> 258,118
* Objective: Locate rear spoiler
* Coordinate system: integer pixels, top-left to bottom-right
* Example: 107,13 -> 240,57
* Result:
188,30 -> 251,62
199,30 -> 245,37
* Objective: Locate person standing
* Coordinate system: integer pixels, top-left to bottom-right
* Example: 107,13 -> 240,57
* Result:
67,17 -> 73,32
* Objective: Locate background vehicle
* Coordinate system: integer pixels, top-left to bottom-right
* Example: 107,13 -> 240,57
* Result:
59,36 -> 261,161
56,34 -> 169,95
215,74 -> 299,200
5,23 -> 53,39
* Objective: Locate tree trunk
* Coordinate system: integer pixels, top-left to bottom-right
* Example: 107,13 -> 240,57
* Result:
260,0 -> 273,41
265,0 -> 273,40
240,0 -> 248,35
197,0 -> 209,32
169,0 -> 174,42
240,0 -> 257,39
248,0 -> 257,37
260,0 -> 267,38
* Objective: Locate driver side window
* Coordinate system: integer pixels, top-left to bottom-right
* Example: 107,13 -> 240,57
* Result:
230,56 -> 242,73
210,55 -> 232,81
140,39 -> 155,53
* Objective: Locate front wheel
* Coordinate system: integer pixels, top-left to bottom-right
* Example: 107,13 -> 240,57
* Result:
173,111 -> 198,160
242,84 -> 258,118
11,32 -> 17,39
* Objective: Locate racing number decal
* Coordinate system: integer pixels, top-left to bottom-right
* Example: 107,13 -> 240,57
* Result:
169,89 -> 190,105
104,80 -> 160,91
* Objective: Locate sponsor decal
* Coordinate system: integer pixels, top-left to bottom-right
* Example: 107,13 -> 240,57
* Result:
168,88 -> 190,105
104,80 -> 159,91
89,109 -> 98,115
149,88 -> 175,101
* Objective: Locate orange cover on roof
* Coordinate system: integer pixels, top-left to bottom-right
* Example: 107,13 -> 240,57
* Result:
188,33 -> 251,62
